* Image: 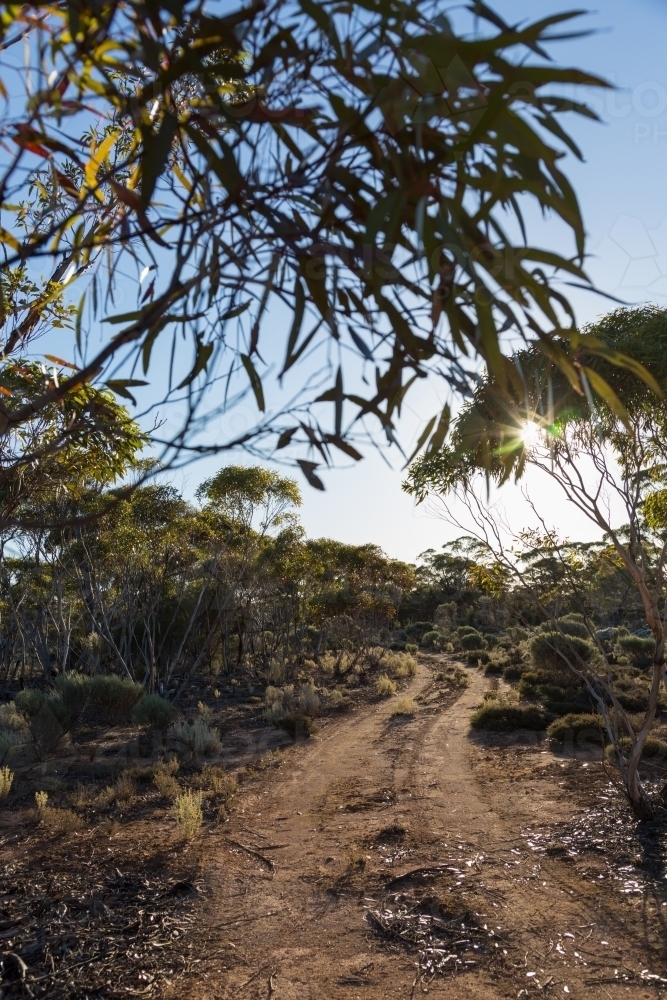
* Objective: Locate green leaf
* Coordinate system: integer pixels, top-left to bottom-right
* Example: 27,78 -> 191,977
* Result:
579,366 -> 630,430
426,404 -> 451,455
277,426 -> 298,449
103,310 -> 144,325
222,300 -> 251,321
334,366 -> 343,437
281,277 -> 306,375
75,291 -> 85,355
325,434 -> 363,461
297,459 -> 325,490
105,378 -> 149,404
141,113 -> 179,208
177,339 -> 214,389
240,353 -> 265,412
404,414 -> 437,467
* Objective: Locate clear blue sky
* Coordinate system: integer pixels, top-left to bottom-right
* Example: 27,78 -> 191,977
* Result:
167,1 -> 667,560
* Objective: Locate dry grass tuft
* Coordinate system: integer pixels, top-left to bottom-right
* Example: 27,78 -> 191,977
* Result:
197,765 -> 236,802
153,761 -> 181,800
328,688 -> 347,710
41,807 -> 83,835
0,766 -> 13,802
345,846 -> 367,870
197,700 -> 213,722
169,719 -> 222,758
388,652 -> 418,678
172,789 -> 203,840
376,674 -> 397,697
35,791 -> 82,833
68,782 -> 97,809
390,696 -> 418,717
114,772 -> 137,805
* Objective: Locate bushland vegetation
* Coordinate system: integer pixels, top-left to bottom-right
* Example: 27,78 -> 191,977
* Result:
406,305 -> 667,819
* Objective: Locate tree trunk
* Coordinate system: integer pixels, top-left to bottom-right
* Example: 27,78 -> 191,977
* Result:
623,661 -> 663,820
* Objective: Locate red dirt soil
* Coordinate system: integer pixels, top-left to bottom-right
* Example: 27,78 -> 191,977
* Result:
172,658 -> 667,1000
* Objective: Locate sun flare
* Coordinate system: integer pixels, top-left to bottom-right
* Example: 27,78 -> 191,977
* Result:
520,421 -> 542,449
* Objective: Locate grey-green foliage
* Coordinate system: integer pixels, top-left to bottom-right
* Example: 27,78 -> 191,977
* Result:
530,632 -> 595,673
420,630 -> 441,649
0,703 -> 28,733
29,702 -> 69,760
547,713 -> 603,745
90,676 -> 144,724
548,617 -> 590,639
14,689 -> 68,758
460,631 -> 486,651
170,720 -> 221,758
617,634 -> 655,663
16,674 -> 96,734
15,689 -> 46,718
51,673 -> 92,731
471,701 -> 549,732
132,694 -> 175,731
0,730 -> 23,765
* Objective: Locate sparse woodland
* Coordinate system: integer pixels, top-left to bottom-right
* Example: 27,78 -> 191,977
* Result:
3,0 -> 667,995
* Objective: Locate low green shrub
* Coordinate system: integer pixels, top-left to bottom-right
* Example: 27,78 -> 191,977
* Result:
405,643 -> 419,653
502,663 -> 524,680
456,625 -> 478,637
529,632 -> 595,674
132,694 -> 175,730
0,728 -> 23,764
278,713 -> 315,738
29,701 -> 70,760
460,631 -> 486,651
615,688 -> 651,712
0,703 -> 28,733
90,675 -> 144,724
483,660 -> 503,675
617,634 -> 655,665
466,650 -> 489,665
519,668 -> 592,716
51,673 -> 92,730
547,713 -> 604,745
471,701 -> 550,732
420,630 -> 441,649
15,689 -> 46,718
605,736 -> 667,762
506,627 -> 528,642
547,618 -> 589,639
404,622 -> 434,642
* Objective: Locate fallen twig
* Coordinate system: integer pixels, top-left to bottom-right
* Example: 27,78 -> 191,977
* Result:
225,838 -> 276,871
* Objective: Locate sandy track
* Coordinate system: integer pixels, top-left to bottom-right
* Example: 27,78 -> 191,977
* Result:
177,661 -> 663,1000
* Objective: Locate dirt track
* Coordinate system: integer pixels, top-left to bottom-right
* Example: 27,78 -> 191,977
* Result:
177,659 -> 667,999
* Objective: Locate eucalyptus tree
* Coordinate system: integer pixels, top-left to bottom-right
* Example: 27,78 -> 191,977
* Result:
405,306 -> 667,819
0,0 -> 647,490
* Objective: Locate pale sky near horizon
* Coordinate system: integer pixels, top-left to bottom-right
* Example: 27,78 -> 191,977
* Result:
172,0 -> 667,564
